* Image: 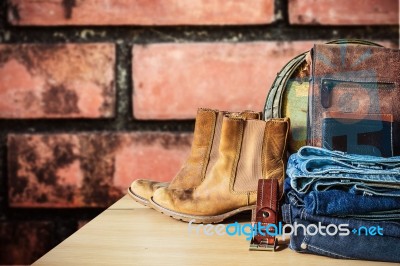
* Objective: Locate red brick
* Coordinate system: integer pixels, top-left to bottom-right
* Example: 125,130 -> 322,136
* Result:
8,132 -> 192,208
8,0 -> 275,26
133,41 -> 397,119
0,43 -> 115,118
132,41 -> 317,119
0,221 -> 54,265
289,0 -> 399,25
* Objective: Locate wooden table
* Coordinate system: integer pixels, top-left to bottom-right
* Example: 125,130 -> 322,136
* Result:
34,195 -> 391,265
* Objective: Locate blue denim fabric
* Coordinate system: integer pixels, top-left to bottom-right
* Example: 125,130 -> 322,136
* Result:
289,218 -> 400,262
296,178 -> 400,197
287,146 -> 400,195
282,204 -> 400,238
348,183 -> 400,197
283,146 -> 400,261
297,146 -> 400,165
281,204 -> 400,262
286,188 -> 400,220
305,190 -> 400,217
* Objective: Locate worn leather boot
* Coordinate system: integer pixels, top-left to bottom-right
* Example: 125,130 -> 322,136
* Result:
128,108 -> 260,206
150,117 -> 290,223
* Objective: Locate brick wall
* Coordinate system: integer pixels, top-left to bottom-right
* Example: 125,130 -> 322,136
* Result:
0,0 -> 398,264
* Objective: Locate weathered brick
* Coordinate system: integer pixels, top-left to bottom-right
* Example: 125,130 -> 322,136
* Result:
132,41 -> 397,119
0,221 -> 54,265
8,132 -> 192,208
132,41 -> 317,119
8,0 -> 275,26
0,43 -> 115,118
289,0 -> 399,25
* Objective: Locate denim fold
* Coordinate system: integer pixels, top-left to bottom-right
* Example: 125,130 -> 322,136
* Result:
285,183 -> 400,220
283,146 -> 400,262
288,146 -> 400,196
288,218 -> 400,262
281,204 -> 400,262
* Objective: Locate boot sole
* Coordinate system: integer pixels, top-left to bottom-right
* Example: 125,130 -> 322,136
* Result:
149,197 -> 255,224
127,187 -> 151,207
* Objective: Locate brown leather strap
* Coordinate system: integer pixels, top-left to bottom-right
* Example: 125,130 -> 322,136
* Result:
249,179 -> 279,251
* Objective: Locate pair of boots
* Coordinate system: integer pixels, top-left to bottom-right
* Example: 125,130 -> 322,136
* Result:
128,108 -> 290,223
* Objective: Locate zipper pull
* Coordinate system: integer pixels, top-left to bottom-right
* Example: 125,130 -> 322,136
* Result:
321,80 -> 333,108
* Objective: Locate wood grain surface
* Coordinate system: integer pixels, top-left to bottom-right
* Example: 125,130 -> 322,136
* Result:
34,195 -> 391,266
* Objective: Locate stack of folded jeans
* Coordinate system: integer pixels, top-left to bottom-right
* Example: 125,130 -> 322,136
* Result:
282,146 -> 400,262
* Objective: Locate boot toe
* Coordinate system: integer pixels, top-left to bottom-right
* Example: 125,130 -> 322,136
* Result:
152,187 -> 176,210
130,179 -> 161,201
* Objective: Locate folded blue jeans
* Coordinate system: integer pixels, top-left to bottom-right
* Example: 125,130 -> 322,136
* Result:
297,146 -> 400,166
288,146 -> 400,196
281,203 -> 400,262
289,218 -> 400,262
286,188 -> 400,220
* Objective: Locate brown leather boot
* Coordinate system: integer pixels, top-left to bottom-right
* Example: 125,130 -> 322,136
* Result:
150,117 -> 290,223
128,108 -> 260,206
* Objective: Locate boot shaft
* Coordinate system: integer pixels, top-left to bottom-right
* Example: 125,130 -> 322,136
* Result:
170,108 -> 219,188
219,117 -> 290,194
170,108 -> 261,189
204,110 -> 261,178
233,119 -> 266,192
262,118 -> 290,180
